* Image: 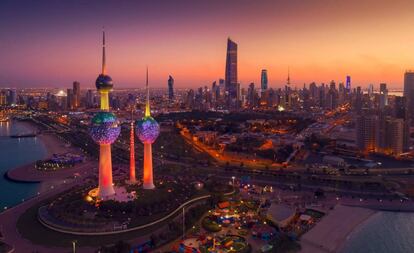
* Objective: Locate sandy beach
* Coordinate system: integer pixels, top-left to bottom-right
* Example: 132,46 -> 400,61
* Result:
5,120 -> 93,184
18,120 -> 70,158
300,205 -> 376,253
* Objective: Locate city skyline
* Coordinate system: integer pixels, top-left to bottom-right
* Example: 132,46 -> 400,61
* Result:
3,2 -> 414,252
1,0 -> 414,89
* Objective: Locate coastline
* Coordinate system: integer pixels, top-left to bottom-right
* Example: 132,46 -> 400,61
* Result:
1,119 -> 93,212
16,120 -> 67,158
300,205 -> 376,253
5,119 -> 86,183
335,211 -> 380,253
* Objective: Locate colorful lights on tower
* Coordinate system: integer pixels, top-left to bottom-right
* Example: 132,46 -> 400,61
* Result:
136,68 -> 160,189
89,29 -> 120,198
129,119 -> 136,183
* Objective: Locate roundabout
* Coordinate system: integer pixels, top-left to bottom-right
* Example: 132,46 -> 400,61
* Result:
36,177 -> 215,234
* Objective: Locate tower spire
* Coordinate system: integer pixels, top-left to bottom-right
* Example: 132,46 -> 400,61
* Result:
102,28 -> 106,75
145,66 -> 151,117
287,66 -> 290,86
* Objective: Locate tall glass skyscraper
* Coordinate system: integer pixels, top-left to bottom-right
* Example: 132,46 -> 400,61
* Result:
225,38 -> 237,99
404,71 -> 414,121
261,69 -> 268,90
73,81 -> 80,108
346,75 -> 351,91
168,75 -> 174,100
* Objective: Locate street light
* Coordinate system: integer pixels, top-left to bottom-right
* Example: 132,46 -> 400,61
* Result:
182,207 -> 185,240
72,240 -> 77,253
231,176 -> 235,190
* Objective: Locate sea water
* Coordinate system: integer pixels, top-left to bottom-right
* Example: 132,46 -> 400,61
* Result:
0,120 -> 47,210
341,211 -> 414,253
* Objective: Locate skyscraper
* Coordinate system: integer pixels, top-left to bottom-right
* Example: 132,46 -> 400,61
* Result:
67,88 -> 73,110
86,89 -> 94,108
89,30 -> 121,198
354,86 -> 363,113
404,71 -> 414,122
286,67 -> 291,86
356,114 -> 377,153
218,79 -> 225,97
0,91 -> 6,106
368,84 -> 374,97
394,96 -> 410,151
136,68 -> 160,190
7,89 -> 17,106
379,83 -> 388,109
225,38 -> 238,99
346,76 -> 351,91
73,81 -> 80,108
247,82 -> 256,108
261,69 -> 268,90
186,89 -> 195,109
168,75 -> 174,100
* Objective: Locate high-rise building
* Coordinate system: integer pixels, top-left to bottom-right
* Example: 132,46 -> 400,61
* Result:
89,30 -> 121,198
379,83 -> 388,109
385,118 -> 404,156
136,68 -> 160,190
7,89 -> 17,106
218,79 -> 225,97
225,38 -> 238,99
247,82 -> 256,108
356,114 -> 377,153
346,76 -> 351,91
376,115 -> 404,156
326,80 -> 338,110
309,82 -> 317,100
368,84 -> 374,97
0,91 -> 6,106
73,81 -> 80,108
287,67 -> 291,86
86,89 -> 94,108
168,75 -> 174,100
67,88 -> 73,110
394,96 -> 410,151
211,81 -> 220,108
261,69 -> 268,90
354,86 -> 363,113
186,89 -> 195,109
404,71 -> 414,122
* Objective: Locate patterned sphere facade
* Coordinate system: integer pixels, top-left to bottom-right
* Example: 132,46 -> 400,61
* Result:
89,112 -> 121,144
135,116 -> 159,144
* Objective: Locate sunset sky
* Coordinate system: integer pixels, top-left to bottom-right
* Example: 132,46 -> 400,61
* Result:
1,0 -> 414,89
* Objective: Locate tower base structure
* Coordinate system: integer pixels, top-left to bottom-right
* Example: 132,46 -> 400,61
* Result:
143,143 -> 155,189
129,124 -> 137,184
98,144 -> 115,197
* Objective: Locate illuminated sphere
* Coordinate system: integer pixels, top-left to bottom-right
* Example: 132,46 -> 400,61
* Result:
95,74 -> 113,92
135,116 -> 159,144
89,112 -> 120,144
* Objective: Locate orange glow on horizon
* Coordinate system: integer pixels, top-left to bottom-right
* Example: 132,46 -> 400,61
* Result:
2,1 -> 414,89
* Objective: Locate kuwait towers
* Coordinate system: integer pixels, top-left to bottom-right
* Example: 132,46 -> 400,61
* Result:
136,68 -> 160,189
89,30 -> 121,198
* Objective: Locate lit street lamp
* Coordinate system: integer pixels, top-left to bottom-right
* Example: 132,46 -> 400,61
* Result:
72,240 -> 77,253
231,176 -> 235,190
